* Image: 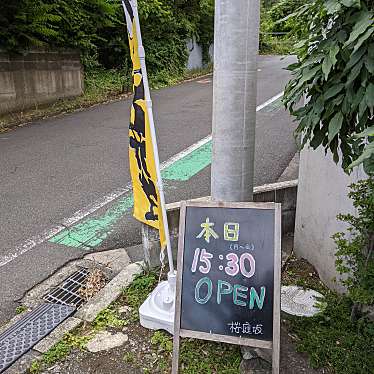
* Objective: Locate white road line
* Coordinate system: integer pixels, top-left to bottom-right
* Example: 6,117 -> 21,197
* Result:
256,91 -> 284,111
0,91 -> 284,268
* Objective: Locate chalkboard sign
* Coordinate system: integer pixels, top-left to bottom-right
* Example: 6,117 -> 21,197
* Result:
172,201 -> 281,374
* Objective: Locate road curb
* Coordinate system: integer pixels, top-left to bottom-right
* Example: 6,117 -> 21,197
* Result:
75,261 -> 144,322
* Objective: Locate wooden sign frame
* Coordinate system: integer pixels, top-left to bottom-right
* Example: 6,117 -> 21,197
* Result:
172,200 -> 281,374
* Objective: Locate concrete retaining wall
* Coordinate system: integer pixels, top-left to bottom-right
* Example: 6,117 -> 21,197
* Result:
0,50 -> 83,115
142,180 -> 298,268
187,39 -> 213,70
294,147 -> 367,292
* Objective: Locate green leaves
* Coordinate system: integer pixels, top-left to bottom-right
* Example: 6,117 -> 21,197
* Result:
284,1 -> 374,175
354,126 -> 374,138
349,125 -> 374,174
325,0 -> 341,14
341,0 -> 361,7
352,27 -> 374,54
328,112 -> 344,143
365,83 -> 374,109
325,83 -> 345,100
349,143 -> 374,168
322,56 -> 333,80
344,11 -> 373,47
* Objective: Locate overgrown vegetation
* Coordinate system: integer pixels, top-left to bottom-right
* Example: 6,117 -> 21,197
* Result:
333,179 -> 374,320
287,292 -> 374,374
283,254 -> 374,374
283,0 -> 374,175
279,1 -> 374,371
0,1 -> 216,130
0,0 -> 305,85
0,0 -> 214,78
260,0 -> 310,55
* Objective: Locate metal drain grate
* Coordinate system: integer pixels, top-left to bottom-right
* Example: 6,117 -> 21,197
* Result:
43,268 -> 90,307
0,303 -> 75,373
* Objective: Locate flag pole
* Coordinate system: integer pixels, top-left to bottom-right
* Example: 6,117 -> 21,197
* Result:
128,0 -> 175,275
122,0 -> 176,334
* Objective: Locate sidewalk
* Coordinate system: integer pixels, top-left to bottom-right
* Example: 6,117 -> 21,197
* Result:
29,260 -> 326,374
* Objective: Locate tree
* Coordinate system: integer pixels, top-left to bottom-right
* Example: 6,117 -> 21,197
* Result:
283,0 -> 374,175
0,0 -> 215,77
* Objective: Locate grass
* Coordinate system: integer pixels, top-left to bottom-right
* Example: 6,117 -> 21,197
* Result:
0,64 -> 213,133
282,254 -> 374,374
282,255 -> 328,294
123,351 -> 136,363
122,269 -> 159,322
29,332 -> 92,373
286,293 -> 374,374
148,329 -> 241,373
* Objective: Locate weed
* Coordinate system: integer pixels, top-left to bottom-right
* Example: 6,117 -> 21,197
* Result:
122,270 -> 158,322
282,255 -> 327,294
15,305 -> 27,314
287,292 -> 374,374
149,64 -> 213,90
28,331 -> 91,373
157,356 -> 169,371
180,338 -> 241,373
41,340 -> 71,366
93,307 -> 126,330
151,331 -> 173,353
123,351 -> 136,363
148,330 -> 241,373
64,332 -> 92,350
29,360 -> 41,373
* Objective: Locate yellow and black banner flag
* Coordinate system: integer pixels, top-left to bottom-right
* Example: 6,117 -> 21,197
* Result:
122,0 -> 166,249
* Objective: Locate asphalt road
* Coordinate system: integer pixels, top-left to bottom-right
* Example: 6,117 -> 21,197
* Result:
0,55 -> 297,324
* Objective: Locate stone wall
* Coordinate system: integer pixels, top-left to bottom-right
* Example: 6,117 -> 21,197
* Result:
0,50 -> 83,115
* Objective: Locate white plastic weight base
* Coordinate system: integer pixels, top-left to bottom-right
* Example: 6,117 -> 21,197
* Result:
139,271 -> 176,335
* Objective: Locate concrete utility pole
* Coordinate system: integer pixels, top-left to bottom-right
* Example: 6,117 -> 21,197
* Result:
211,0 -> 261,202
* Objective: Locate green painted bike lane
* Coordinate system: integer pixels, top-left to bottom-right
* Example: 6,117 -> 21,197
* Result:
50,140 -> 212,249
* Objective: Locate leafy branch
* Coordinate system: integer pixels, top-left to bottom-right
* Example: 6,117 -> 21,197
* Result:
283,0 -> 374,175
